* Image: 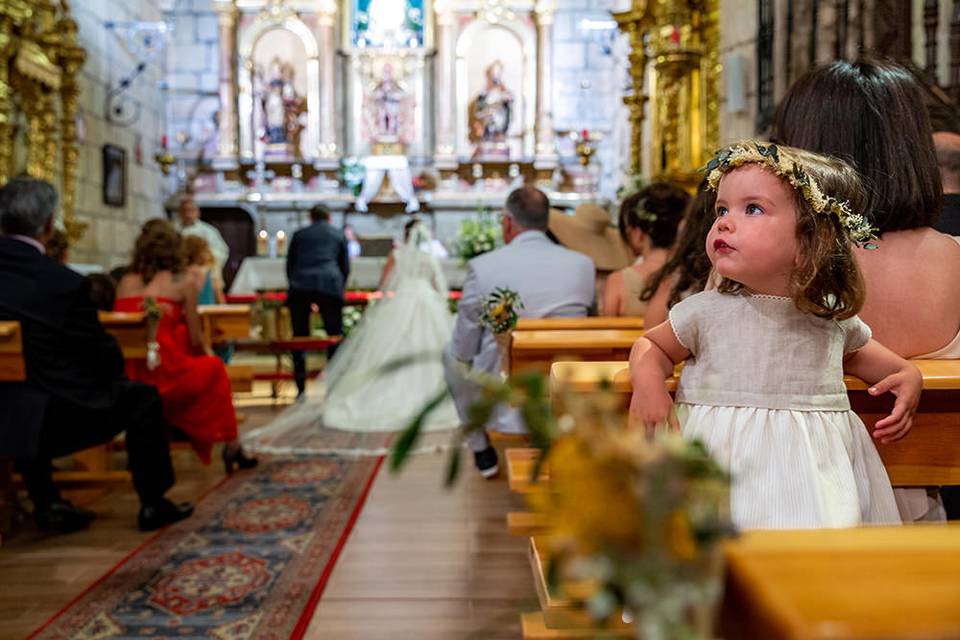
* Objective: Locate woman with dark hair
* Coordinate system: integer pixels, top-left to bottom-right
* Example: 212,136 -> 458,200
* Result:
772,58 -> 960,359
604,183 -> 690,316
638,180 -> 717,327
773,58 -> 960,522
115,219 -> 255,472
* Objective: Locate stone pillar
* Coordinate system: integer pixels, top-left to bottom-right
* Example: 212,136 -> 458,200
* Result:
214,0 -> 239,165
316,0 -> 338,159
434,0 -> 457,167
534,0 -> 557,167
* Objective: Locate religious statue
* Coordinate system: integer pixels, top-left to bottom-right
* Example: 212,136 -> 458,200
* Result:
468,60 -> 514,159
255,57 -> 306,157
364,63 -> 410,149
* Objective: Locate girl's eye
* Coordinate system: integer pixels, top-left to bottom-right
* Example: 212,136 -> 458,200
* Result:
715,206 -> 728,218
746,203 -> 764,216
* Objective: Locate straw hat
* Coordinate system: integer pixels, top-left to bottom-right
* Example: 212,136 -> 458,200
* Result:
548,204 -> 633,271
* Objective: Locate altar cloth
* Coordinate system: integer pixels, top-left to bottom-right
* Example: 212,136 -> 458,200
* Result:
229,256 -> 467,294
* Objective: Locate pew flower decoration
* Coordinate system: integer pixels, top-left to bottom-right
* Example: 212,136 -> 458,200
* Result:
453,208 -> 501,263
144,296 -> 162,371
390,370 -> 735,640
480,287 -> 523,377
533,398 -> 735,640
341,305 -> 363,337
479,287 -> 523,334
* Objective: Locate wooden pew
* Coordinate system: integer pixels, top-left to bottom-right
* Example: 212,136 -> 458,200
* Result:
198,304 -> 251,347
516,317 -> 644,331
510,329 -> 643,376
525,524 -> 960,640
0,322 -> 26,544
550,360 -> 960,487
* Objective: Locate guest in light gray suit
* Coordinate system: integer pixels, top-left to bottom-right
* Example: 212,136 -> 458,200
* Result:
443,186 -> 595,478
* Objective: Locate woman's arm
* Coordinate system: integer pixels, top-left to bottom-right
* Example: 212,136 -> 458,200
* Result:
844,339 -> 922,443
629,321 -> 690,432
378,250 -> 396,291
602,270 -> 624,317
181,277 -> 213,355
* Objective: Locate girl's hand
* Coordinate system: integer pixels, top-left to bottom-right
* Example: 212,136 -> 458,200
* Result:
868,365 -> 922,443
629,380 -> 680,435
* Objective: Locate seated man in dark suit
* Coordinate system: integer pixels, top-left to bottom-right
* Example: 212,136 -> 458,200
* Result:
285,204 -> 350,397
0,177 -> 193,533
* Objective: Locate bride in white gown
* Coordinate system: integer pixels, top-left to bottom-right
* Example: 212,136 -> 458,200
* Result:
246,221 -> 459,449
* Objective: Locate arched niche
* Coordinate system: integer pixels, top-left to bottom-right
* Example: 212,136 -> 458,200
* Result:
238,15 -> 322,161
454,17 -> 536,160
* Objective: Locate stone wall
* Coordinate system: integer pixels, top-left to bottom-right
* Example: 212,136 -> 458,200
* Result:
163,0 -> 221,163
68,0 -> 168,268
718,0 -> 759,144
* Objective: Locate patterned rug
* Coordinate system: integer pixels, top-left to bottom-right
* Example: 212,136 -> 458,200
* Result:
29,455 -> 384,640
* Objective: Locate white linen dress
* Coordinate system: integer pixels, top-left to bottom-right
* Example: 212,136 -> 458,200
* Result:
669,290 -> 901,529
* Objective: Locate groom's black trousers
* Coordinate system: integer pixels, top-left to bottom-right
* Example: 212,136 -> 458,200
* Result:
287,289 -> 343,394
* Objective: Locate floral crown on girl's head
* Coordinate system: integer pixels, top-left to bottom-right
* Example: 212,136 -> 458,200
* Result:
704,141 -> 878,248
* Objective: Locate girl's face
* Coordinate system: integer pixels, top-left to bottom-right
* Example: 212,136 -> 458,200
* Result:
707,165 -> 799,296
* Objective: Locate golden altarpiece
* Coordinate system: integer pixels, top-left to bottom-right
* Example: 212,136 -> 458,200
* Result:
0,0 -> 86,239
196,0 -> 564,211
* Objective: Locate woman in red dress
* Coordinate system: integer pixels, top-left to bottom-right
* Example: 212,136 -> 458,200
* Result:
115,219 -> 256,471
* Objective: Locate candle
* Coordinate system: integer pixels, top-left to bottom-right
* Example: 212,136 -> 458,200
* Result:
257,229 -> 269,256
276,230 -> 286,256
161,134 -> 168,149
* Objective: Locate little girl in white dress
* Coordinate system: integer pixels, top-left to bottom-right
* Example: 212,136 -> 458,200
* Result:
630,141 -> 921,529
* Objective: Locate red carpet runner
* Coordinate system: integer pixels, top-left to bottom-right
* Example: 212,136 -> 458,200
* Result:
30,455 -> 384,640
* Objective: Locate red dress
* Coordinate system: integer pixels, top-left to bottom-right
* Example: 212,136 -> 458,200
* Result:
114,296 -> 237,464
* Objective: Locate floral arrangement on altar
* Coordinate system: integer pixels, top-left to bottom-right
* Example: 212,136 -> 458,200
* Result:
452,208 -> 501,263
338,156 -> 365,196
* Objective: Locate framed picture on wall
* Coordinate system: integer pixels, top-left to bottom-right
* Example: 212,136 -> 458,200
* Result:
102,144 -> 126,207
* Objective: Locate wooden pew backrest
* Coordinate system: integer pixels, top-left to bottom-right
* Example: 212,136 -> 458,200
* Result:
510,329 -> 643,376
0,321 -> 25,381
99,311 -> 148,359
516,317 -> 644,331
550,360 -> 960,487
199,304 -> 251,346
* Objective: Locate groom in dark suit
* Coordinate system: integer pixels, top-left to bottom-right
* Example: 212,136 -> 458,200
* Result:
0,177 -> 192,533
286,204 -> 350,396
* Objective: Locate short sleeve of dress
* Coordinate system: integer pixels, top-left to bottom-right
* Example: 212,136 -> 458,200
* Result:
667,292 -> 706,355
839,315 -> 872,354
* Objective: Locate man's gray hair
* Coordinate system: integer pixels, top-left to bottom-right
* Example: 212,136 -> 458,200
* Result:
504,186 -> 550,231
0,177 -> 58,238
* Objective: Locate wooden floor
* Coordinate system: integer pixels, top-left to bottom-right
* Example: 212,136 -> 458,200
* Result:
0,384 -> 535,639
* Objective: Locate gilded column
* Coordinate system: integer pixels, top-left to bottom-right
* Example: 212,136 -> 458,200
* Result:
0,8 -> 22,185
433,0 -> 456,166
614,6 -> 651,177
214,0 -> 239,163
316,0 -> 338,159
701,0 -> 720,155
58,10 -> 87,241
534,0 -> 557,165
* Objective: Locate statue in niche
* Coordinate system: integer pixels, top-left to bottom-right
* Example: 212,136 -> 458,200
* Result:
468,60 -> 514,158
364,63 -> 410,149
255,57 -> 306,157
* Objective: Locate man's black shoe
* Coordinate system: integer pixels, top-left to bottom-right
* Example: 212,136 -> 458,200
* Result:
474,446 -> 500,479
35,500 -> 95,533
137,499 -> 193,532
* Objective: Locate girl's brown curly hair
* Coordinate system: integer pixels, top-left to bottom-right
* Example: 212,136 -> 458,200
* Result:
714,144 -> 867,320
130,218 -> 185,284
183,234 -> 213,267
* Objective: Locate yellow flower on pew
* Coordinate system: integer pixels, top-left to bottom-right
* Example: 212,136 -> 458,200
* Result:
529,388 -> 735,638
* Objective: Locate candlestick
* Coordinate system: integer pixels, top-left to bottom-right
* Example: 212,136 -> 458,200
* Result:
257,229 -> 269,256
276,230 -> 286,256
